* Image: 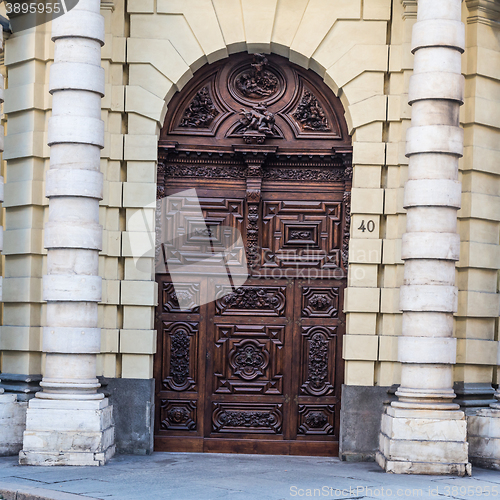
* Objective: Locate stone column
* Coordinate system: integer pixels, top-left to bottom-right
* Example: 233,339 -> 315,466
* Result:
377,0 -> 470,475
20,0 -> 115,466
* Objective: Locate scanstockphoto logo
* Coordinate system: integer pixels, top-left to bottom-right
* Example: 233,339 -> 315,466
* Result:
129,189 -> 249,311
1,0 -> 79,32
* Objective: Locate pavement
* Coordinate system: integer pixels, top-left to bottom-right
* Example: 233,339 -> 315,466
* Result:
0,453 -> 500,500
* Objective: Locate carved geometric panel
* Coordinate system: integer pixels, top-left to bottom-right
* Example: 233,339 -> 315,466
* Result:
160,400 -> 197,431
297,405 -> 335,435
261,201 -> 342,269
300,325 -> 337,397
162,282 -> 200,314
301,287 -> 339,318
161,195 -> 245,269
215,285 -> 286,316
213,324 -> 285,394
162,321 -> 198,392
212,402 -> 283,434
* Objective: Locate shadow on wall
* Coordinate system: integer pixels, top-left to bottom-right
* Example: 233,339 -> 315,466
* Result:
99,377 -> 155,455
340,385 -> 397,462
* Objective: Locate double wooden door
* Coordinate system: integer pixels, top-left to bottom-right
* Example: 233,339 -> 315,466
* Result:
154,175 -> 348,456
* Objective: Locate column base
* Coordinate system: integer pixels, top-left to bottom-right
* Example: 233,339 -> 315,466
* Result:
468,408 -> 500,470
376,405 -> 471,476
19,398 -> 115,466
0,373 -> 42,401
454,383 -> 496,415
0,393 -> 28,456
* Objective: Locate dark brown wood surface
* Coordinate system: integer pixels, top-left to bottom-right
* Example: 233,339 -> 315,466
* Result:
154,53 -> 352,456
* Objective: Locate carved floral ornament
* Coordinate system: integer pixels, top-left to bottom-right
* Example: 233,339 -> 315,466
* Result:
163,53 -> 350,151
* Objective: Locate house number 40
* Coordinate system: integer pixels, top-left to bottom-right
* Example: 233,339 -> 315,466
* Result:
358,220 -> 375,232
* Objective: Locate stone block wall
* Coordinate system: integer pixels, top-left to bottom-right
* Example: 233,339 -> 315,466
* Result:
1,23 -> 49,379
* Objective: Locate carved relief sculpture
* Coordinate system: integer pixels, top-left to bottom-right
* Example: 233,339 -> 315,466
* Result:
215,285 -> 286,316
162,282 -> 200,313
213,324 -> 284,395
179,86 -> 219,128
234,53 -> 279,99
301,327 -> 335,397
156,162 -> 166,199
169,328 -> 190,387
212,403 -> 283,433
221,287 -> 280,311
289,230 -> 314,241
263,167 -> 345,182
246,204 -> 260,266
238,103 -> 277,144
302,287 -> 338,318
306,412 -> 328,428
292,90 -> 330,131
220,411 -> 274,427
160,400 -> 197,431
342,191 -> 351,270
164,163 -> 246,179
307,333 -> 329,392
309,295 -> 331,310
297,405 -> 335,435
228,339 -> 270,380
168,406 -> 189,424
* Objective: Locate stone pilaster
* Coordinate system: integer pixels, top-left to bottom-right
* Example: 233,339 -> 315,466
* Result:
452,0 -> 500,472
0,26 -> 28,457
376,0 -> 470,475
468,346 -> 500,469
19,0 -> 115,466
468,384 -> 500,470
452,0 -> 500,415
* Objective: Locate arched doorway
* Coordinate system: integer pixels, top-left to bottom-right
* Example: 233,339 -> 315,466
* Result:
154,53 -> 352,456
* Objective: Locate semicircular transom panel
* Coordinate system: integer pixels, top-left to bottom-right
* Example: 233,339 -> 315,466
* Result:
160,53 -> 351,155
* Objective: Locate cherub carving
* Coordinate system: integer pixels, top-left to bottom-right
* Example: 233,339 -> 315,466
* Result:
238,102 -> 276,135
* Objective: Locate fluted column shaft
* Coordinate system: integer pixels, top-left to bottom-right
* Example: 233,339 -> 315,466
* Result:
394,0 -> 465,410
39,0 -> 105,400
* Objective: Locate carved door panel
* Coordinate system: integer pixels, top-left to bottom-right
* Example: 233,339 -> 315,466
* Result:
155,275 -> 209,452
204,278 -> 294,453
290,280 -> 343,455
202,278 -> 344,455
155,190 -> 247,451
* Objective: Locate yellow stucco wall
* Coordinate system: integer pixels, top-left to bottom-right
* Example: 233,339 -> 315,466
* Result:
0,0 -> 498,389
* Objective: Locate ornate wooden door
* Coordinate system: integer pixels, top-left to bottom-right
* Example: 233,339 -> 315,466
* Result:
154,54 -> 352,456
